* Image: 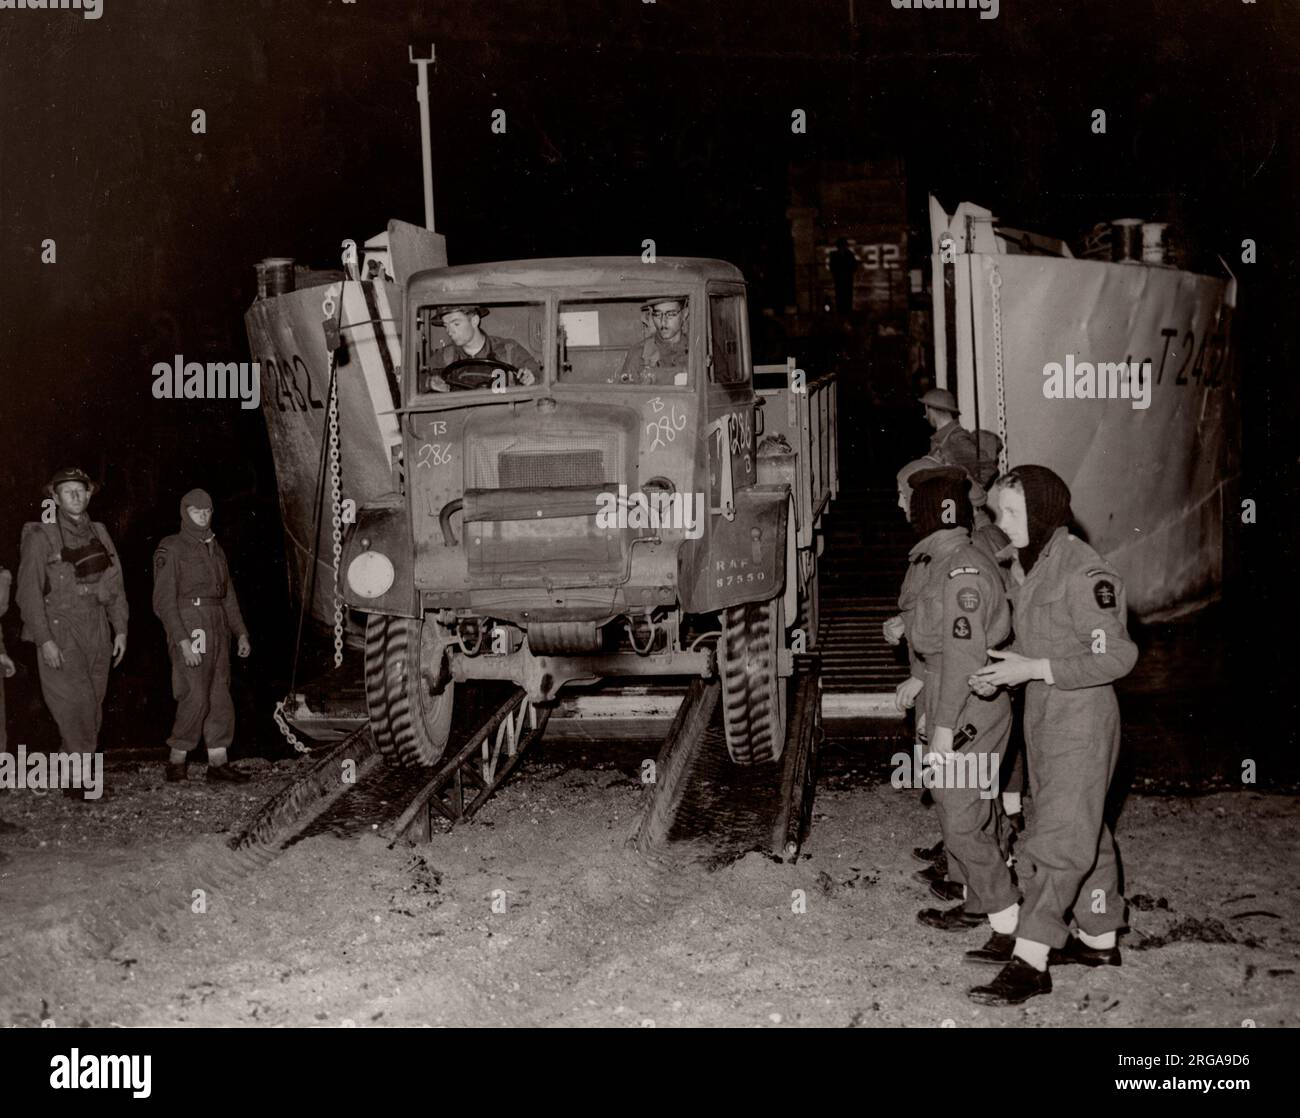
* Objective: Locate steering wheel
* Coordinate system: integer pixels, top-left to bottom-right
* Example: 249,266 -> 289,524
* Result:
440,357 -> 527,391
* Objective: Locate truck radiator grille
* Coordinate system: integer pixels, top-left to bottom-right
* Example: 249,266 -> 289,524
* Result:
499,449 -> 604,488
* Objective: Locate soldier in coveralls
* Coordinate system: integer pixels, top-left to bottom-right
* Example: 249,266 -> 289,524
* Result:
893,469 -> 1021,953
424,305 -> 540,392
967,466 -> 1137,1006
15,468 -> 128,799
620,297 -> 689,384
152,489 -> 251,783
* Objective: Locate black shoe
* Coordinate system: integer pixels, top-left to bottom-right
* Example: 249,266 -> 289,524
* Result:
0,815 -> 25,835
917,904 -> 984,931
912,840 -> 945,864
965,932 -> 1016,966
913,861 -> 947,885
968,957 -> 1052,1006
206,763 -> 249,784
929,879 -> 965,904
1048,937 -> 1122,968
1007,812 -> 1025,836
165,763 -> 188,783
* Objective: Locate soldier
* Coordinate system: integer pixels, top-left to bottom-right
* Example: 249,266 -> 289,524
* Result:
896,470 -> 1021,955
889,457 -> 1019,883
1,564 -> 23,845
424,305 -> 539,392
152,489 -> 251,783
16,468 -> 128,799
967,465 -> 1138,1006
620,297 -> 689,384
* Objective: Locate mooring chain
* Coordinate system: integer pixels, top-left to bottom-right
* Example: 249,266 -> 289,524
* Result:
273,698 -> 311,755
990,265 -> 1009,475
328,366 -> 344,669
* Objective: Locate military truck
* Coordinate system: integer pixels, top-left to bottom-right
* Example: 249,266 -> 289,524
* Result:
338,257 -> 836,768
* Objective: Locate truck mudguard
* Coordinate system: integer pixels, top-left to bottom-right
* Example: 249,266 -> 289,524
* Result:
677,483 -> 788,614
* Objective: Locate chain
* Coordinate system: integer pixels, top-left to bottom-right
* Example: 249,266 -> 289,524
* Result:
328,366 -> 344,668
990,266 -> 1009,475
273,697 -> 311,754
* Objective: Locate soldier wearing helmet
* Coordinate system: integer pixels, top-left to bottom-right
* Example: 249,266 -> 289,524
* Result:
15,468 -> 128,798
424,305 -> 539,392
620,297 -> 689,384
920,388 -> 981,472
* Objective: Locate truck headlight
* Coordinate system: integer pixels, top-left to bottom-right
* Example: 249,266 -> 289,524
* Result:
347,551 -> 395,599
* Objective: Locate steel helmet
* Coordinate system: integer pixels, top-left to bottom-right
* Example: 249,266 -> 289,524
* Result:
919,388 -> 959,414
45,467 -> 96,497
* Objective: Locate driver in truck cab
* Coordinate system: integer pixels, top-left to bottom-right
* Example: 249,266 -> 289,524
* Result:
424,304 -> 540,392
620,297 -> 688,384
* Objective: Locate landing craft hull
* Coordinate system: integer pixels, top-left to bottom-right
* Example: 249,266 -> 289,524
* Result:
245,280 -> 403,639
932,199 -> 1239,619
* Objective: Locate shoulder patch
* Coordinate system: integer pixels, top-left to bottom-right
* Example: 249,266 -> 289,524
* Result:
952,616 -> 972,640
153,549 -> 170,572
956,587 -> 981,612
1092,578 -> 1118,610
1084,567 -> 1111,578
948,566 -> 980,579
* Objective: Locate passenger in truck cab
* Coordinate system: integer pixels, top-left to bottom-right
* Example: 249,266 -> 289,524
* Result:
620,297 -> 689,384
424,305 -> 539,392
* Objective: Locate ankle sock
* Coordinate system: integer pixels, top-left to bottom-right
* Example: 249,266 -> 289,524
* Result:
988,903 -> 1019,935
1013,938 -> 1049,971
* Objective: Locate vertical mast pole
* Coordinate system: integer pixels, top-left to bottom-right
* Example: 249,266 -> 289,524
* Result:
409,45 -> 437,232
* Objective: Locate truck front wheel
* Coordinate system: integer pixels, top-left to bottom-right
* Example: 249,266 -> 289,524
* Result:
720,594 -> 788,765
364,614 -> 455,767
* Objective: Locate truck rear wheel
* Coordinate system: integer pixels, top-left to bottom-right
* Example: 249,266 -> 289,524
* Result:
364,614 -> 455,767
720,594 -> 788,765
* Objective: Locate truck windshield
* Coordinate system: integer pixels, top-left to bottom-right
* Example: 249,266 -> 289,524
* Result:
557,296 -> 691,387
414,301 -> 545,395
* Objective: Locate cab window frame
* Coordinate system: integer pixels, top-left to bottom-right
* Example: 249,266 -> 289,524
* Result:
552,289 -> 699,391
706,284 -> 751,390
408,293 -> 552,403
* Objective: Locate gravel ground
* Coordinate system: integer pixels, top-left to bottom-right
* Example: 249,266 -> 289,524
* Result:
0,750 -> 1297,1028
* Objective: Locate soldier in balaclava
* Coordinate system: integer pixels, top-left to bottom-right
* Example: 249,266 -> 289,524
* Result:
152,489 -> 251,783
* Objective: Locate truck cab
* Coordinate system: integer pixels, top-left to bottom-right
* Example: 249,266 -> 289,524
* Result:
342,258 -> 833,768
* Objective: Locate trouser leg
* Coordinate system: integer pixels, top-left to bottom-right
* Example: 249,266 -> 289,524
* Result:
1016,689 -> 1124,948
202,626 -> 236,755
930,691 -> 1018,914
167,643 -> 216,753
37,614 -> 101,754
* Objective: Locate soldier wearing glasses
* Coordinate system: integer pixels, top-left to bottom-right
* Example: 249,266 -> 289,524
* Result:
621,297 -> 689,384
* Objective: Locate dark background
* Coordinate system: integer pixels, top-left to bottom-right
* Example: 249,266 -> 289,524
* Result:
0,0 -> 1295,759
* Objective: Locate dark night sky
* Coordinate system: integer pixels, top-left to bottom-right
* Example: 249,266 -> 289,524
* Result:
0,0 -> 1296,748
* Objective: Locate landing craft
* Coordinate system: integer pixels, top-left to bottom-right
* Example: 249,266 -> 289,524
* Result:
930,197 -> 1237,618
